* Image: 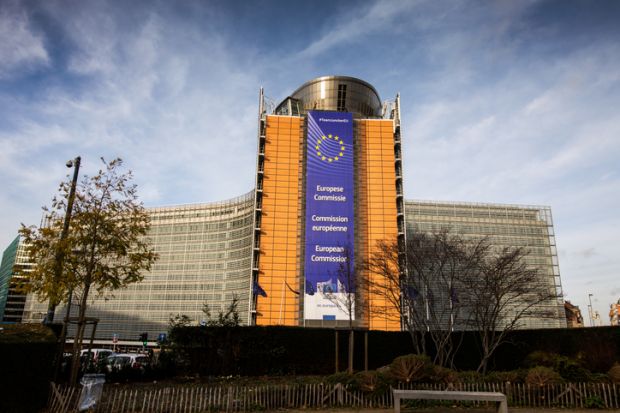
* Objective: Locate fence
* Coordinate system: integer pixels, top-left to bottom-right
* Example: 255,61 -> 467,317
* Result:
48,381 -> 620,413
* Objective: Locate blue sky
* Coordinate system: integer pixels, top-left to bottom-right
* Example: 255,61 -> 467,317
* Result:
1,0 -> 619,324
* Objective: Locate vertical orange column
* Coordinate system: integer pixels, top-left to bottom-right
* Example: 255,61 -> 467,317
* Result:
357,119 -> 401,331
256,115 -> 302,326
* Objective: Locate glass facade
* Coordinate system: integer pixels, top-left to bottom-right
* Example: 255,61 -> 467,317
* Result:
22,192 -> 254,340
405,200 -> 566,329
0,236 -> 31,322
0,236 -> 19,320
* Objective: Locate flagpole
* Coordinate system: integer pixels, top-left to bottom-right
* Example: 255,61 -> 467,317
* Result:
279,280 -> 285,324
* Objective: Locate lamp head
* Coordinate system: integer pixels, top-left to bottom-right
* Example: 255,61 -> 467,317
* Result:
66,160 -> 74,168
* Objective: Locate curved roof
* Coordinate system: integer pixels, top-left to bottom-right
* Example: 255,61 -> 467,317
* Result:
290,75 -> 381,102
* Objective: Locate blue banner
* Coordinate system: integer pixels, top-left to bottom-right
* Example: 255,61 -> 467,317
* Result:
304,111 -> 355,321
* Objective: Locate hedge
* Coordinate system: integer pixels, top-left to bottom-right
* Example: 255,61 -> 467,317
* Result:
0,323 -> 57,413
167,325 -> 620,377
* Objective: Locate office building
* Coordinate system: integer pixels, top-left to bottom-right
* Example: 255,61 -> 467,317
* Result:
0,236 -> 31,322
22,195 -> 254,338
407,200 -> 566,329
251,76 -> 404,330
19,76 -> 566,339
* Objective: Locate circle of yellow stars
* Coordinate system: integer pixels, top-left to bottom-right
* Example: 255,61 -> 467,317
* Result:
315,134 -> 345,162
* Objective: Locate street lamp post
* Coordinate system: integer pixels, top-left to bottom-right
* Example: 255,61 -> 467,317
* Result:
44,156 -> 81,325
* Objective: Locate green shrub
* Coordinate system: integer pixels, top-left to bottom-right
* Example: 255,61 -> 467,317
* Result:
485,369 -> 526,383
430,365 -> 458,384
524,351 -> 591,382
324,371 -> 355,386
351,371 -> 392,396
389,354 -> 432,383
584,395 -> 605,409
456,370 -> 484,383
556,359 -> 591,382
525,366 -> 563,386
608,364 -> 620,383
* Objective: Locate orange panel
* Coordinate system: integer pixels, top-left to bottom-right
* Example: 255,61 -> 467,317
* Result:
259,116 -> 400,330
355,119 -> 401,331
257,115 -> 302,327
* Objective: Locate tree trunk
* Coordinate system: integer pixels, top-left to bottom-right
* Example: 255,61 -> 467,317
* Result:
70,281 -> 91,385
69,316 -> 85,385
347,329 -> 354,374
477,335 -> 491,374
334,330 -> 339,373
478,356 -> 489,374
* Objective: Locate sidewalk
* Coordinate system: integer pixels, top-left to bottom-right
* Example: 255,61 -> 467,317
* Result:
278,409 -> 620,413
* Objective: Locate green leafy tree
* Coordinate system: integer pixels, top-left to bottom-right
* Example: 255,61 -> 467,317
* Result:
19,158 -> 157,384
169,314 -> 193,329
202,295 -> 241,327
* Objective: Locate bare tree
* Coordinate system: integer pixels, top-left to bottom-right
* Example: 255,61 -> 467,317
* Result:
365,230 -> 560,372
364,239 -> 423,353
365,231 -> 487,367
406,230 -> 488,367
459,246 -> 559,373
19,158 -> 157,384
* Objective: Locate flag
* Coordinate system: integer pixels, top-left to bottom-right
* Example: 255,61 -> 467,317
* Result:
404,285 -> 419,300
253,280 -> 267,297
285,281 -> 300,295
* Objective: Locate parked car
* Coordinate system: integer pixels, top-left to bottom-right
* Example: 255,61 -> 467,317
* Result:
104,353 -> 150,373
79,348 -> 114,371
80,348 -> 114,363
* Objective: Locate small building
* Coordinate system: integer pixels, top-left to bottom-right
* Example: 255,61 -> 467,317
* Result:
610,299 -> 620,326
564,300 -> 584,328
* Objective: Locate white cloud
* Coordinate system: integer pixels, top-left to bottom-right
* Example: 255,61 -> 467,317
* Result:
0,1 -> 261,220
0,0 -> 49,78
296,1 -> 417,59
404,36 -> 620,201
